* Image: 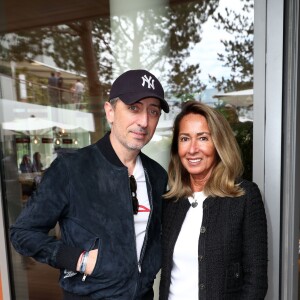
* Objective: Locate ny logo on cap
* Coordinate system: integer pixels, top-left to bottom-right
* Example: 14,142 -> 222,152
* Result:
141,75 -> 155,90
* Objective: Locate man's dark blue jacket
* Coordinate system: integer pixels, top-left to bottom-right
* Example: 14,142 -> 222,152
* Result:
10,132 -> 168,299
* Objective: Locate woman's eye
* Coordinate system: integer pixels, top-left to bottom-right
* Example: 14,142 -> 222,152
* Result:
179,136 -> 189,142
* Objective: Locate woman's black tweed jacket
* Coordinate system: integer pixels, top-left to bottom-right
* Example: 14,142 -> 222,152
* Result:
159,180 -> 268,300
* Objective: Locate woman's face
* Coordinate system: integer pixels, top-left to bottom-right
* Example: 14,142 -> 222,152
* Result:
178,113 -> 217,181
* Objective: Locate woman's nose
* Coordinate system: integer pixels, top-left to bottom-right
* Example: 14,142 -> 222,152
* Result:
188,139 -> 198,154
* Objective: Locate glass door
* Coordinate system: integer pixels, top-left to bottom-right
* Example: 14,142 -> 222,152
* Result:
0,0 -> 256,298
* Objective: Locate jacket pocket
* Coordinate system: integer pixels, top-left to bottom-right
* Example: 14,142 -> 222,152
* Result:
85,237 -> 100,251
225,262 -> 243,293
89,236 -> 136,282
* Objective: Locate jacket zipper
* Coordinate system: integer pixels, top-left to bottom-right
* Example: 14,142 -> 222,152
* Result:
131,168 -> 153,299
137,169 -> 153,271
129,174 -> 140,299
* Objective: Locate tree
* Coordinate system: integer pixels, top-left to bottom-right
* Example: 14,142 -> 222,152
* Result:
209,0 -> 254,92
1,19 -> 112,142
0,0 -> 220,141
110,0 -> 219,99
216,106 -> 253,180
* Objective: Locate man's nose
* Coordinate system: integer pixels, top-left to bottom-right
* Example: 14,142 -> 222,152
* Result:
137,110 -> 149,128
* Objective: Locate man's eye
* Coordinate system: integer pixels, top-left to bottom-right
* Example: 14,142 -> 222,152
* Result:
149,109 -> 160,117
129,105 -> 139,111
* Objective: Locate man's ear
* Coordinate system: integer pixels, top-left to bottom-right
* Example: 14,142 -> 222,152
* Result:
104,101 -> 114,124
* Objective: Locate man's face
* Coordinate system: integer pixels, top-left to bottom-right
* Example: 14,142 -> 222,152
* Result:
105,98 -> 161,152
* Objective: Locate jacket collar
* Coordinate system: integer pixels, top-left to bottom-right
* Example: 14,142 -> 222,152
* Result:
96,131 -> 143,168
96,131 -> 124,168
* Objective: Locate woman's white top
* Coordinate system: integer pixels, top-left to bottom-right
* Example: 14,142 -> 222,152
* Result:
169,191 -> 206,300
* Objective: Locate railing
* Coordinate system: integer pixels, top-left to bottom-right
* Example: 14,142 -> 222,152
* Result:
0,73 -> 179,123
0,73 -> 87,111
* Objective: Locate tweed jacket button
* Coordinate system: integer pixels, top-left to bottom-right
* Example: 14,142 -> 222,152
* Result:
200,226 -> 206,233
199,255 -> 204,261
199,283 -> 205,290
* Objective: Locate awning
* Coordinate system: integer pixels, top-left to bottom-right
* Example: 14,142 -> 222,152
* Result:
0,99 -> 95,133
213,89 -> 253,107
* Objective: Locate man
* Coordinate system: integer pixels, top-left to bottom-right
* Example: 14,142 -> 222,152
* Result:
56,71 -> 64,103
10,69 -> 169,300
74,78 -> 85,108
48,71 -> 58,106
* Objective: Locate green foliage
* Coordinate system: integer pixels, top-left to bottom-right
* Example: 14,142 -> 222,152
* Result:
13,69 -> 49,105
0,0 -> 220,98
0,65 -> 12,76
1,1 -> 222,142
209,0 -> 254,92
216,106 -> 253,180
210,0 -> 254,179
231,121 -> 253,180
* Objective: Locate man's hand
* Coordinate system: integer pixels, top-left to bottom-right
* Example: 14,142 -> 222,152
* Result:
76,249 -> 98,275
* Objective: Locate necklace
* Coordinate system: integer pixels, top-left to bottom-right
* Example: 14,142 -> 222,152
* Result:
191,198 -> 198,208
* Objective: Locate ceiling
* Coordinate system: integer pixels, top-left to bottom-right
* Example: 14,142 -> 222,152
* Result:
0,0 -> 110,34
0,0 -> 189,34
0,0 -> 195,82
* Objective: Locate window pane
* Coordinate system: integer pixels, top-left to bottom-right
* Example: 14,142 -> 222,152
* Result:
0,0 -> 254,298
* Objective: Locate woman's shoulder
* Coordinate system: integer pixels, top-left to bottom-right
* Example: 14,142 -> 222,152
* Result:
238,178 -> 261,194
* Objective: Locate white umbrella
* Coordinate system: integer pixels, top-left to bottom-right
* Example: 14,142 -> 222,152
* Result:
213,89 -> 253,107
0,99 -> 95,132
2,115 -> 77,132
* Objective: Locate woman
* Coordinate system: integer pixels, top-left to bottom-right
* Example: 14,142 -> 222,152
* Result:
32,152 -> 43,172
19,154 -> 33,173
160,101 -> 268,299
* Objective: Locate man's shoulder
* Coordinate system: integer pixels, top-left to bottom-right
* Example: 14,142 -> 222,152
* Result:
48,77 -> 57,85
57,143 -> 98,162
139,152 -> 167,175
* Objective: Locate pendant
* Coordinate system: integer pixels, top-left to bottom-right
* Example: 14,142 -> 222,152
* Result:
191,201 -> 198,208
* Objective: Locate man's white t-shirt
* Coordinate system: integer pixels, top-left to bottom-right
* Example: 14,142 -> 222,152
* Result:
133,156 -> 150,260
169,192 -> 206,300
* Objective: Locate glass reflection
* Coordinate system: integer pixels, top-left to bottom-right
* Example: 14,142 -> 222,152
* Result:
0,0 -> 254,299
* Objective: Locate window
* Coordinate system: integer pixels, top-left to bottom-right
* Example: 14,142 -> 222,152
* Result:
0,1 -> 255,298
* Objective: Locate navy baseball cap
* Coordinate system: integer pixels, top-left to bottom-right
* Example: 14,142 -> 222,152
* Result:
109,69 -> 169,113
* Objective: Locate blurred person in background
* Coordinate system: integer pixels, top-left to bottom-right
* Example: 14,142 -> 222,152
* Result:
19,154 -> 33,173
48,71 -> 58,106
57,71 -> 64,104
74,78 -> 85,108
32,152 -> 44,173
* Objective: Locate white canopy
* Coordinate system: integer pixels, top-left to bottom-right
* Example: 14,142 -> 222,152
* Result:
213,89 -> 253,107
0,99 -> 95,132
2,117 -> 78,131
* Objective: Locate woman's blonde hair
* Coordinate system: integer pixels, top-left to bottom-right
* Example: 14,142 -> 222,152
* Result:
165,101 -> 245,200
